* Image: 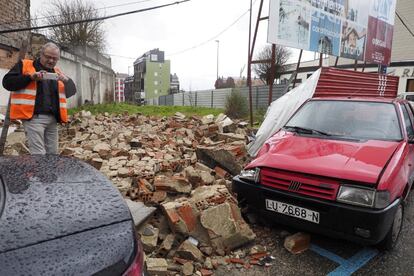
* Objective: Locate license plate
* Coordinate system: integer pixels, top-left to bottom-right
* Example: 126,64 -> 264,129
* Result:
265,199 -> 320,224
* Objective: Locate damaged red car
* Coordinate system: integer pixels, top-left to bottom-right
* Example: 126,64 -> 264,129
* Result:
233,70 -> 413,250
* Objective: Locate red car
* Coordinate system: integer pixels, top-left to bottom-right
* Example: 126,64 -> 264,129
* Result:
233,96 -> 413,249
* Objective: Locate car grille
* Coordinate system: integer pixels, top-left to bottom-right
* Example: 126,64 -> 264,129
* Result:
260,168 -> 339,201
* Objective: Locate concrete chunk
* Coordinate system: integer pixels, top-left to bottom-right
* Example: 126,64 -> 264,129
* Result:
146,258 -> 168,276
176,239 -> 204,262
139,224 -> 159,252
154,175 -> 192,194
124,199 -> 156,227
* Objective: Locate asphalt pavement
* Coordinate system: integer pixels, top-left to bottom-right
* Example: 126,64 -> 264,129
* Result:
216,193 -> 414,276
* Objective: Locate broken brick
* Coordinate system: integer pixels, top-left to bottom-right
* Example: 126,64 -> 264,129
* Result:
177,204 -> 197,232
214,166 -> 228,178
225,258 -> 244,265
284,232 -> 311,254
154,175 -> 192,194
200,268 -> 213,276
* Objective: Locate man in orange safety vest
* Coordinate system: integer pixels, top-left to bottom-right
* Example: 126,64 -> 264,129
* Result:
2,42 -> 76,154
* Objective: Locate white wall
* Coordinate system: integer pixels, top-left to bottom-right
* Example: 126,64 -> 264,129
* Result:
0,69 -> 10,111
0,49 -> 115,112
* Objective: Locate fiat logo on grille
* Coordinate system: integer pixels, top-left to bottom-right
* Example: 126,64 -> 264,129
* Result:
288,181 -> 302,191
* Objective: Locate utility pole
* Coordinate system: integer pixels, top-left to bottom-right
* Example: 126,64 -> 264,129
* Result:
215,40 -> 219,81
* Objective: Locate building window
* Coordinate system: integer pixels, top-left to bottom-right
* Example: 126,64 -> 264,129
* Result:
154,89 -> 158,94
154,72 -> 158,77
159,64 -> 162,69
154,81 -> 158,85
151,54 -> 158,61
407,79 -> 414,92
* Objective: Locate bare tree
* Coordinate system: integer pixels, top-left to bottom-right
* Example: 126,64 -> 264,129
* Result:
253,45 -> 291,85
42,0 -> 106,51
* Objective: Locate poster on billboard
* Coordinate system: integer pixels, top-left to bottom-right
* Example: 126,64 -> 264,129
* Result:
268,0 -> 312,49
310,0 -> 345,17
309,10 -> 341,56
340,21 -> 366,60
365,0 -> 396,64
268,0 -> 397,65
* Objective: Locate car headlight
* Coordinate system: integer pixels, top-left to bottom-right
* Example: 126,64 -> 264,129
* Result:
239,168 -> 260,182
337,185 -> 375,207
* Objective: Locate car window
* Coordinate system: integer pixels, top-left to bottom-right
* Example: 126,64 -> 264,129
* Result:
286,100 -> 402,141
401,104 -> 414,137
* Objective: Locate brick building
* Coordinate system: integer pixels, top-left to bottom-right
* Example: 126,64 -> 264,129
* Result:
0,0 -> 31,69
115,73 -> 128,102
0,0 -> 31,109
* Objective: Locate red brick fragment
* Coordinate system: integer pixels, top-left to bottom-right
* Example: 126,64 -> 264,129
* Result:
284,232 -> 311,254
225,258 -> 244,265
177,204 -> 197,232
173,257 -> 191,265
250,252 -> 268,260
200,268 -> 213,276
214,166 -> 228,178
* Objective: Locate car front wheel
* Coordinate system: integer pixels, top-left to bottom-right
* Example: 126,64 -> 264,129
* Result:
379,203 -> 404,250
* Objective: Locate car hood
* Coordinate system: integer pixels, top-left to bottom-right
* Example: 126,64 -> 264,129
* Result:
248,131 -> 401,184
0,155 -> 131,253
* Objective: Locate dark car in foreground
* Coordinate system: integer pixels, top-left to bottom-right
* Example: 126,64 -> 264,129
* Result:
234,97 -> 414,249
0,155 -> 144,275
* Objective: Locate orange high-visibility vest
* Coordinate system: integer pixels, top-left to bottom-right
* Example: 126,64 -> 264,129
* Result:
10,59 -> 68,123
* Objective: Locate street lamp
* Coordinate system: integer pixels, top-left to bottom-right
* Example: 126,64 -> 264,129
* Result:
215,40 -> 219,81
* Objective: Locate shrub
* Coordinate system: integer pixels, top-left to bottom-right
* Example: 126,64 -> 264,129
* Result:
254,108 -> 267,125
225,90 -> 248,119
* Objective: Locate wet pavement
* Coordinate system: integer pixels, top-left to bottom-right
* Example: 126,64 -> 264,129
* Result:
216,193 -> 414,275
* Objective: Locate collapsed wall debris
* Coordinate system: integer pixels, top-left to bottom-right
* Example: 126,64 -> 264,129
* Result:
5,111 -> 272,274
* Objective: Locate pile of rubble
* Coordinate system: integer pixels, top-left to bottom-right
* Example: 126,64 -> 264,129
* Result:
52,111 -> 276,275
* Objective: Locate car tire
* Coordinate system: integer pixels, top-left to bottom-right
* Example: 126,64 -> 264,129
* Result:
379,203 -> 404,250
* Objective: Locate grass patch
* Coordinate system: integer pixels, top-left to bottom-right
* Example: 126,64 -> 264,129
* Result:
69,103 -> 224,117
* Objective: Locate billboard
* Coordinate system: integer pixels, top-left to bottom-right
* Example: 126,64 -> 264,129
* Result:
268,0 -> 397,65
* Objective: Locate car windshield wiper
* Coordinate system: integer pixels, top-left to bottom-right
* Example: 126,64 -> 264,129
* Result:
284,125 -> 332,136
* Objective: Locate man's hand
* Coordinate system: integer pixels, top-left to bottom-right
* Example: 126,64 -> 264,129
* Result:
57,71 -> 69,82
30,71 -> 46,81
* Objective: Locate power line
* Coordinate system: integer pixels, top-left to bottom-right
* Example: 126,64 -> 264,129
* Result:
105,0 -> 257,61
167,0 -> 256,57
105,53 -> 136,60
0,0 -> 158,28
396,10 -> 414,37
0,0 -> 190,34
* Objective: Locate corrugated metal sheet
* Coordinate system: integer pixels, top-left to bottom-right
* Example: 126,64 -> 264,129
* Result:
314,67 -> 399,98
196,90 -> 214,108
212,89 -> 232,108
173,93 -> 183,106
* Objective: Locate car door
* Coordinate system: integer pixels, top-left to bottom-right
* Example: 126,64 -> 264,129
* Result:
400,103 -> 414,192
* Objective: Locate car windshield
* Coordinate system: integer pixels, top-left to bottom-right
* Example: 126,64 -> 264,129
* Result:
285,100 -> 402,141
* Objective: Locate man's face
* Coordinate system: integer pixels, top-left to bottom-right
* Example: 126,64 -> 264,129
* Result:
40,47 -> 60,69
349,33 -> 357,48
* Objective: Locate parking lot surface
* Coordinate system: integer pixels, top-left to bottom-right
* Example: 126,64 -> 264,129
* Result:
216,193 -> 414,276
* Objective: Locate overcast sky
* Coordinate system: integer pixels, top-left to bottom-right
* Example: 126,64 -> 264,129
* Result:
30,0 -> 313,90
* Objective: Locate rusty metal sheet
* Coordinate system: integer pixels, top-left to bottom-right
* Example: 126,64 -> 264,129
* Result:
314,67 -> 399,98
